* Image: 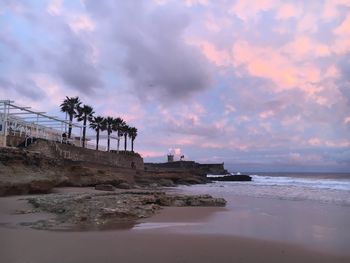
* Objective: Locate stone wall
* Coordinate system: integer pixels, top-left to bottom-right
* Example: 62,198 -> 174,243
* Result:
28,139 -> 144,170
0,135 -> 4,147
144,161 -> 228,175
197,163 -> 228,175
6,134 -> 26,147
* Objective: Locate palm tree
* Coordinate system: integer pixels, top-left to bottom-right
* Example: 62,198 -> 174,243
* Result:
103,116 -> 114,152
112,117 -> 125,153
89,116 -> 105,151
76,105 -> 94,148
128,127 -> 138,152
60,96 -> 81,139
121,124 -> 130,151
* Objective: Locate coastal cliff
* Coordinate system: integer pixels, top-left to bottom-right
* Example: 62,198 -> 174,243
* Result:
0,147 -> 139,196
0,141 -> 213,196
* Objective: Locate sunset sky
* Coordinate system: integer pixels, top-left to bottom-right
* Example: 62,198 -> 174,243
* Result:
1,0 -> 350,172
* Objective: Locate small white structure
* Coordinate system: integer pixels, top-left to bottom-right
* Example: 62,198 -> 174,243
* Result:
0,100 -> 83,147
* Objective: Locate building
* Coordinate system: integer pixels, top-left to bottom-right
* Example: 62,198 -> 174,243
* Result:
0,100 -> 83,148
167,153 -> 174,162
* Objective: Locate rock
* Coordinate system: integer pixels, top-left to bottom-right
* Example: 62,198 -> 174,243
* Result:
158,179 -> 175,187
167,194 -> 227,207
0,180 -> 54,196
29,180 -> 55,193
115,182 -> 131,189
208,175 -> 252,182
176,177 -> 207,185
95,184 -> 115,191
24,191 -> 226,230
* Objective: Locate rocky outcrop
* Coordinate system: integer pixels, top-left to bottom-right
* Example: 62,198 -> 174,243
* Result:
25,191 -> 226,230
208,174 -> 252,181
0,179 -> 56,196
136,170 -> 209,187
0,147 -> 63,196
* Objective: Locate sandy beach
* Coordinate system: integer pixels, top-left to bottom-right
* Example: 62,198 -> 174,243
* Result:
1,188 -> 349,263
1,226 -> 349,263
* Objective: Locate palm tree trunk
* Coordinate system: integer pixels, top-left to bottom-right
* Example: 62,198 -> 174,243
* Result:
131,139 -> 134,152
68,114 -> 73,139
96,130 -> 99,151
117,137 -> 120,153
107,131 -> 110,151
124,134 -> 127,151
82,117 -> 87,148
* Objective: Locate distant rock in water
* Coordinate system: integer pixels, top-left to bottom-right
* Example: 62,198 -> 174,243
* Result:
208,174 -> 252,182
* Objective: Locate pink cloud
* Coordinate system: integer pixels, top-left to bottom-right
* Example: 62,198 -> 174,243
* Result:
224,104 -> 236,115
324,65 -> 340,78
276,3 -> 301,19
288,152 -> 323,164
259,110 -> 274,119
232,39 -> 330,105
47,0 -> 63,16
184,0 -> 208,7
333,13 -> 350,54
344,117 -> 350,124
69,15 -> 96,33
236,115 -> 251,124
307,138 -> 350,148
297,14 -> 318,33
201,142 -> 224,149
322,0 -> 350,20
232,40 -> 300,89
283,36 -> 330,58
204,14 -> 231,33
308,138 -> 321,146
138,150 -> 165,158
230,0 -> 278,21
188,39 -> 231,66
334,14 -> 350,36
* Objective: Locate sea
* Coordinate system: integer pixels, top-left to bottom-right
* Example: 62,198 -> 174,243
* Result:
185,172 -> 350,206
137,172 -> 350,255
172,172 -> 350,255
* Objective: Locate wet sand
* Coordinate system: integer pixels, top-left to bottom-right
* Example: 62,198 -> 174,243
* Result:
1,226 -> 349,263
1,190 -> 350,263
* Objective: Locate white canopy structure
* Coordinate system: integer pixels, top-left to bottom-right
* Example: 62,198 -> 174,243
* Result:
0,100 -> 83,147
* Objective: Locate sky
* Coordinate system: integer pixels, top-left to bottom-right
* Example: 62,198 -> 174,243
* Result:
0,0 -> 350,172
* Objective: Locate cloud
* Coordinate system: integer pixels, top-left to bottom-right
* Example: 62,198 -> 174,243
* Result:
54,31 -> 102,94
2,0 -> 350,171
230,0 -> 278,21
84,0 -> 212,103
0,77 -> 44,100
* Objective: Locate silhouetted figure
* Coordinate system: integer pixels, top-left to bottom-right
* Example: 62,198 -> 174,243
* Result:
62,132 -> 67,143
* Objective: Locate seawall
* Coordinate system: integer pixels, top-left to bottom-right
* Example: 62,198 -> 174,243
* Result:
28,139 -> 144,171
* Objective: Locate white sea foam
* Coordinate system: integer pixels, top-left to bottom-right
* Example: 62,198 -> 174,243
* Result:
249,175 -> 350,191
184,174 -> 350,206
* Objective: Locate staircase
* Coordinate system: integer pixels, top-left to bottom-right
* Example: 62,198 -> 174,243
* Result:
17,137 -> 37,148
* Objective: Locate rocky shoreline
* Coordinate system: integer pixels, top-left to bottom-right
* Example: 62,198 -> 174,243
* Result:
17,189 -> 226,230
1,147 -> 228,230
